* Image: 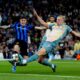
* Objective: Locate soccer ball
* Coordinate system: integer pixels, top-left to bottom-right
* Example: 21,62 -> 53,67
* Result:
12,54 -> 18,60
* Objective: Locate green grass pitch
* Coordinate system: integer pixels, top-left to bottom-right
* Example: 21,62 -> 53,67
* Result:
0,60 -> 80,80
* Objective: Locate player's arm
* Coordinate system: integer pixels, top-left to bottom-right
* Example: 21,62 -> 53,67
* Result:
0,25 -> 11,29
0,23 -> 16,30
35,26 -> 46,30
67,26 -> 80,38
32,9 -> 49,29
71,31 -> 80,38
0,22 -> 17,30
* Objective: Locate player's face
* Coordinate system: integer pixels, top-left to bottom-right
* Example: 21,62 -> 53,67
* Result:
49,17 -> 54,22
20,18 -> 27,26
57,17 -> 64,25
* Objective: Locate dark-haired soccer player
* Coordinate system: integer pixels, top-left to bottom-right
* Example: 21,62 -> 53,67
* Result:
1,15 -> 33,72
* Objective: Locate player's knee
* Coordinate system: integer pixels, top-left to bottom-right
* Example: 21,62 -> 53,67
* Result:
23,56 -> 28,59
38,56 -> 44,63
13,44 -> 20,53
37,48 -> 46,56
38,59 -> 42,63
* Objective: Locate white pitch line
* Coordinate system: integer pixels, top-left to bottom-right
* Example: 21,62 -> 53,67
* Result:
49,61 -> 80,64
0,73 -> 80,79
0,59 -> 80,63
0,59 -> 14,61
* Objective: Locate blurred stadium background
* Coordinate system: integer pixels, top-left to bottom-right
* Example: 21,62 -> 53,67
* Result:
0,0 -> 80,80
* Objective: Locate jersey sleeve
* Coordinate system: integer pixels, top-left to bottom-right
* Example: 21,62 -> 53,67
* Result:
27,24 -> 33,31
10,22 -> 17,28
48,23 -> 55,30
67,25 -> 72,33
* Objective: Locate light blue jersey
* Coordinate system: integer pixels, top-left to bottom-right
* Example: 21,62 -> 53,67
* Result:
47,24 -> 72,46
38,23 -> 56,50
40,24 -> 72,54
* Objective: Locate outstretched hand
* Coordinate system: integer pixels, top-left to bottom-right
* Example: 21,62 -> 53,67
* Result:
28,6 -> 37,16
32,8 -> 38,16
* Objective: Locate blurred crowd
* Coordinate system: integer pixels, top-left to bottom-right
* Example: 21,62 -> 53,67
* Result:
0,0 -> 80,60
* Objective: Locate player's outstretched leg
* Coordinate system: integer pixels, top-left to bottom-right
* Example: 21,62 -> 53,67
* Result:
25,48 -> 46,64
12,61 -> 17,72
11,51 -> 19,72
11,44 -> 20,72
38,56 -> 56,72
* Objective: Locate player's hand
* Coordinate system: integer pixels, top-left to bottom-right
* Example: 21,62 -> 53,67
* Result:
28,6 -> 37,16
32,8 -> 38,16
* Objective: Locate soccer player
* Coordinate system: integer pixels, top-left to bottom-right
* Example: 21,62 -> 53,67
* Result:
37,16 -> 57,61
12,16 -> 33,58
1,15 -> 33,72
11,16 -> 33,72
47,16 -> 56,25
47,16 -> 57,61
22,9 -> 80,72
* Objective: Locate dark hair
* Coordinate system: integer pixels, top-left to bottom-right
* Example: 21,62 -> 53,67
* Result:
20,15 -> 27,19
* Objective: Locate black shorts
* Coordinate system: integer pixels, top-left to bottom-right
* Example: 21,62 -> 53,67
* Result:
12,39 -> 28,57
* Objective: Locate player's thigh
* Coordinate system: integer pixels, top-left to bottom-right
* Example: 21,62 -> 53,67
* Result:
37,48 -> 46,56
13,44 -> 20,53
38,56 -> 45,63
42,41 -> 54,55
37,42 -> 53,56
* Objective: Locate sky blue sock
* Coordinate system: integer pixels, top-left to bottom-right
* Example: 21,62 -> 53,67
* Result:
40,59 -> 52,67
27,54 -> 39,63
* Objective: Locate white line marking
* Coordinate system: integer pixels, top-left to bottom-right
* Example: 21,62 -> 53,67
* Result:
0,59 -> 13,61
0,73 -> 80,79
48,61 -> 80,64
0,60 -> 80,63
